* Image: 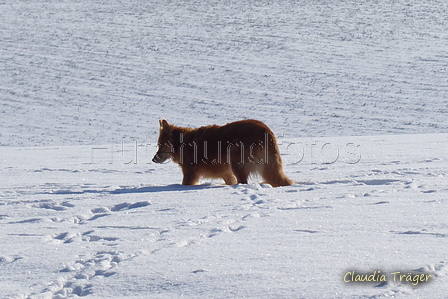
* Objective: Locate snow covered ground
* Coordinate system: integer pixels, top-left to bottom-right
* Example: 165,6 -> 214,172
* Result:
1,1 -> 447,298
2,134 -> 448,298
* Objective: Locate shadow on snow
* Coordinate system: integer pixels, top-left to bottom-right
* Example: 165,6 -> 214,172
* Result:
111,184 -> 227,194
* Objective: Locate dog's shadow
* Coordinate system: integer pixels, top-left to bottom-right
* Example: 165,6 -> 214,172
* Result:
111,183 -> 227,194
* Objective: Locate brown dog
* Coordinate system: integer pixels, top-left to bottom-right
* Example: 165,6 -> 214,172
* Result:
152,119 -> 293,187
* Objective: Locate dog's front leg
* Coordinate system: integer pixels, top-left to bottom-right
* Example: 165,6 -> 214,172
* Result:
181,165 -> 199,185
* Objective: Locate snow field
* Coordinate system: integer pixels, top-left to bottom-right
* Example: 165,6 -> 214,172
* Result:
1,0 -> 448,298
1,134 -> 448,298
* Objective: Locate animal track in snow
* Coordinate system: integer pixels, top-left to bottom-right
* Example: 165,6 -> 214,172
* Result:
207,223 -> 246,238
35,201 -> 75,211
356,179 -> 402,186
167,212 -> 248,248
233,185 -> 271,209
110,201 -> 151,211
391,230 -> 448,238
67,201 -> 153,224
0,255 -> 23,265
48,230 -> 119,244
90,201 -> 151,215
88,213 -> 110,221
426,261 -> 448,278
40,251 -> 130,298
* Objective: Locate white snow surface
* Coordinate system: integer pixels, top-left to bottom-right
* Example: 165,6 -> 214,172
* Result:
1,1 -> 448,298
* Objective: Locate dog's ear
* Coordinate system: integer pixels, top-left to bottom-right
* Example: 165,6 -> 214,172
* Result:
159,119 -> 171,133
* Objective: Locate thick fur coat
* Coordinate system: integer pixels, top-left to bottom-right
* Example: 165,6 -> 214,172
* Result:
152,119 -> 293,187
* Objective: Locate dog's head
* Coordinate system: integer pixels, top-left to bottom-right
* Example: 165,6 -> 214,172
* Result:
152,119 -> 174,164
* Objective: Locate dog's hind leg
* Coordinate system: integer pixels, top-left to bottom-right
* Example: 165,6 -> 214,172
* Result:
227,144 -> 249,184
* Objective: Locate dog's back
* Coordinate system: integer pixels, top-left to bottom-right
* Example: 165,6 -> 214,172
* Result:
153,119 -> 293,187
